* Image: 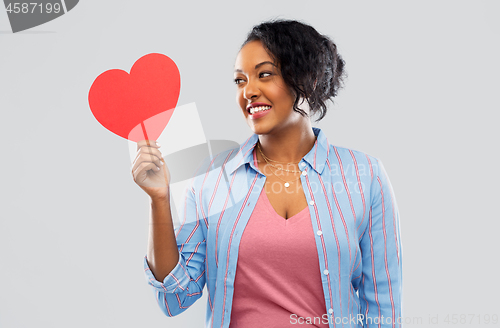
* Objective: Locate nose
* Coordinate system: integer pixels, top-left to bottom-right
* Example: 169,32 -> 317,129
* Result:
243,78 -> 260,100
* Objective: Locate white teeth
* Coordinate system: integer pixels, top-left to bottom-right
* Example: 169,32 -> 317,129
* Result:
249,106 -> 271,114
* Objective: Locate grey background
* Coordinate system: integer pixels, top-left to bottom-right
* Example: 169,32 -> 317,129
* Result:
1,1 -> 499,327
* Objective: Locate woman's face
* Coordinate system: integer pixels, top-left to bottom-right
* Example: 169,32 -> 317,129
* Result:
234,40 -> 304,135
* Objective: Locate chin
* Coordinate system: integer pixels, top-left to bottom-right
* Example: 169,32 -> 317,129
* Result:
247,123 -> 264,134
248,124 -> 274,136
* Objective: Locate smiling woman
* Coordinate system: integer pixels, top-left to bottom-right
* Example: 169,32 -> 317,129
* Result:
135,19 -> 403,328
234,41 -> 297,133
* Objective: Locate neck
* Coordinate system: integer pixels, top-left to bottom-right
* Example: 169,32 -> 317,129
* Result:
256,125 -> 317,164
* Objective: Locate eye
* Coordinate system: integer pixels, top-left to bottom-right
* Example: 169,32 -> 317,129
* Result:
234,78 -> 245,85
259,72 -> 272,78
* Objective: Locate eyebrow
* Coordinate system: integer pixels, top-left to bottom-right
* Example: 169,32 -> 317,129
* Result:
234,61 -> 276,73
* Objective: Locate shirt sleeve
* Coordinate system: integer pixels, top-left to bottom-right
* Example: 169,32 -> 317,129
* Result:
143,182 -> 207,317
358,158 -> 403,327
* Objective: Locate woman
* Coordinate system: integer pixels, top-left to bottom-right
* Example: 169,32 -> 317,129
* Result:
133,19 -> 402,328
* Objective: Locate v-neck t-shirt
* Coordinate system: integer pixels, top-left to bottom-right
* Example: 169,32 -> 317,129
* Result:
229,187 -> 329,327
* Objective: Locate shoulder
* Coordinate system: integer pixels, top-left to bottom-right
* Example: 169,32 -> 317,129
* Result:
327,143 -> 381,177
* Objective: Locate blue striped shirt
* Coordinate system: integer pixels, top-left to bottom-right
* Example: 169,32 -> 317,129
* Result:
144,127 -> 403,328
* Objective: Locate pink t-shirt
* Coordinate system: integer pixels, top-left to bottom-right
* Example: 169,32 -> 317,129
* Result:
229,186 -> 329,327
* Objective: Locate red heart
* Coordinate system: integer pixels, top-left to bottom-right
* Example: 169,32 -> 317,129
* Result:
88,53 -> 180,142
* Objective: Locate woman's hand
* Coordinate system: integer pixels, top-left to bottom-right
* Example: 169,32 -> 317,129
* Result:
132,140 -> 171,200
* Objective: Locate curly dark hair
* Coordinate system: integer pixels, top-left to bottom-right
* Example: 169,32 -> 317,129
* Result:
242,19 -> 347,122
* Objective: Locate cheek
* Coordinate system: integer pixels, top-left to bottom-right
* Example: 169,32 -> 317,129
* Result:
274,88 -> 295,107
270,80 -> 295,105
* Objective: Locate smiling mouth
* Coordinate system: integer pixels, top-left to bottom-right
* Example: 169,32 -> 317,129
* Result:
248,105 -> 272,115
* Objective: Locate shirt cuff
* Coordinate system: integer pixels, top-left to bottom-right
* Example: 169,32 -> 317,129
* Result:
143,254 -> 191,294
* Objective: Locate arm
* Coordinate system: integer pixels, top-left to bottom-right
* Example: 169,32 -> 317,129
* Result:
146,192 -> 179,282
358,158 -> 403,327
144,183 -> 207,317
132,140 -> 207,316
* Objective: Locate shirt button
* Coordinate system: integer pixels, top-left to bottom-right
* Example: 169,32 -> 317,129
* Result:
302,170 -> 307,176
300,162 -> 306,167
328,308 -> 334,314
309,200 -> 315,206
316,230 -> 322,236
247,202 -> 250,206
323,269 -> 329,275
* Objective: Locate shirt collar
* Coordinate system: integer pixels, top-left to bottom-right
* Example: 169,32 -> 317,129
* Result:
227,127 -> 329,176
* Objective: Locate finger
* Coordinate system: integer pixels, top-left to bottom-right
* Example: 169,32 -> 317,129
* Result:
131,154 -> 163,175
134,146 -> 164,167
133,146 -> 164,166
132,161 -> 161,182
136,139 -> 161,151
132,147 -> 165,167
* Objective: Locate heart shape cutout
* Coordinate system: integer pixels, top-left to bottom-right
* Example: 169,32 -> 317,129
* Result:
88,53 -> 181,142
